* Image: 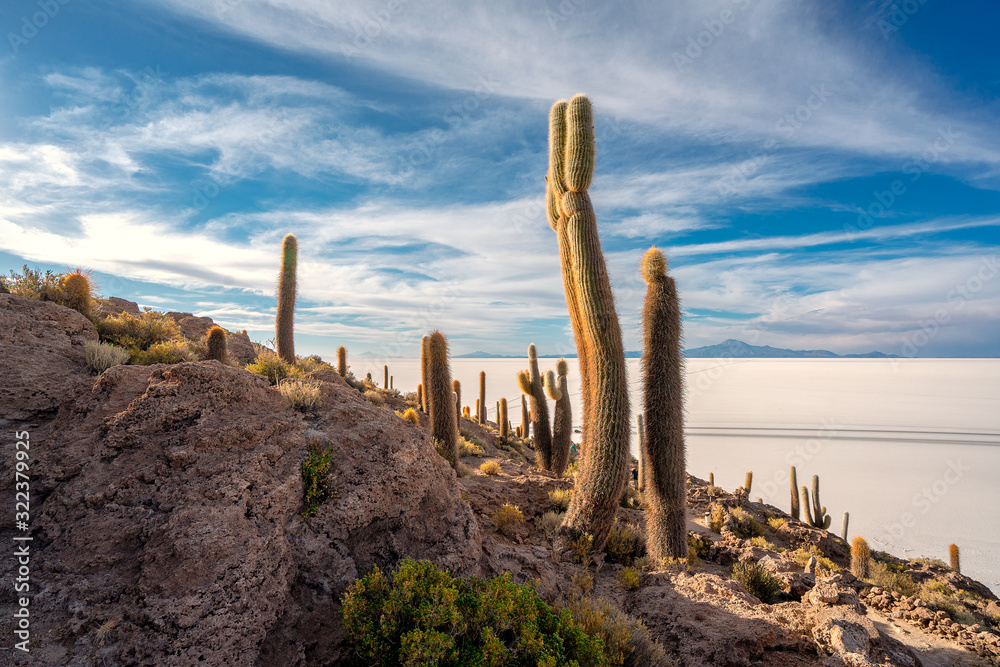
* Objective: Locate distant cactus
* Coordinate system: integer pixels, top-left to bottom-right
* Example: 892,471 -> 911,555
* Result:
418,384 -> 424,409
384,365 -> 389,389
366,372 -> 372,383
499,398 -> 509,439
479,371 -> 487,424
276,234 -> 297,363
427,331 -> 458,468
521,394 -> 529,439
811,475 -> 831,530
390,376 -> 393,390
337,346 -> 347,377
420,335 -> 430,412
205,325 -> 228,363
463,406 -> 471,419
496,401 -> 500,424
61,270 -> 94,319
842,512 -> 850,541
950,543 -> 960,573
519,343 -> 553,470
547,95 -> 630,549
639,247 -> 687,561
546,362 -> 572,477
851,537 -> 871,579
636,414 -> 646,492
452,379 -> 461,422
790,466 -> 800,520
744,472 -> 753,496
708,472 -> 714,486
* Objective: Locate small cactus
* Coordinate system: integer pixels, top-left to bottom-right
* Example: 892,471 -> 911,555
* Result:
639,247 -> 686,561
789,466 -> 800,521
499,398 -> 509,439
479,371 -> 487,424
463,405 -> 471,419
337,345 -> 347,377
60,270 -> 94,319
811,475 -> 831,530
546,361 -> 573,477
417,384 -> 423,409
384,365 -> 389,389
842,512 -> 850,541
851,537 -> 871,579
205,325 -> 228,364
708,472 -> 714,486
521,394 -> 529,439
950,543 -> 961,573
276,234 -> 297,363
427,331 -> 458,468
452,379 -> 461,423
744,471 -> 753,497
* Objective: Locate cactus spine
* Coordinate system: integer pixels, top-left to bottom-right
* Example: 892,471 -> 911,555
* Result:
842,512 -> 850,541
275,234 -> 297,363
479,371 -> 487,424
452,379 -> 461,423
499,398 -> 509,439
950,544 -> 960,573
61,270 -> 93,319
639,247 -> 687,560
851,537 -> 871,579
205,325 -> 228,364
636,414 -> 646,493
427,331 -> 458,468
546,96 -> 630,549
789,466 -> 800,520
337,345 -> 347,377
546,360 -> 572,477
420,335 -> 430,412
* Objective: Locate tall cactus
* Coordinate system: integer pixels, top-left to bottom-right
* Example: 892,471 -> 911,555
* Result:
517,343 -> 553,470
842,511 -> 850,541
744,471 -> 753,496
337,345 -> 347,377
276,234 -> 297,363
546,360 -> 573,477
427,331 -> 458,468
811,475 -> 831,529
789,466 -> 800,520
521,394 -> 529,439
949,544 -> 960,573
547,95 -> 630,549
384,365 -> 389,389
205,325 -> 228,364
639,247 -> 687,560
452,379 -> 461,423
636,414 -> 646,493
420,335 -> 430,412
479,371 -> 487,424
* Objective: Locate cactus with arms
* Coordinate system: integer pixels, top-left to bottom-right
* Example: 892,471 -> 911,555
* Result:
518,343 -> 553,470
545,360 -> 573,477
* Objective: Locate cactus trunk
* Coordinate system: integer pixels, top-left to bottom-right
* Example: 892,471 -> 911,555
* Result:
337,345 -> 347,377
636,414 -> 646,493
499,398 -> 509,439
744,471 -> 753,496
842,512 -> 850,541
950,544 -> 960,573
851,537 -> 871,579
384,365 -> 389,389
547,362 -> 572,478
521,394 -> 529,439
276,234 -> 297,363
639,247 -> 687,561
427,331 -> 458,468
479,371 -> 487,424
420,335 -> 430,412
789,466 -> 800,520
452,379 -> 461,424
205,325 -> 228,364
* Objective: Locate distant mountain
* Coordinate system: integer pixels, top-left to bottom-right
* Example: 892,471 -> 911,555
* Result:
453,351 -> 515,358
683,339 -> 899,358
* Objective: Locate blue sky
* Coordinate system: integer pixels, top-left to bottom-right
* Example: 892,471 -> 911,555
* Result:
1,0 -> 998,358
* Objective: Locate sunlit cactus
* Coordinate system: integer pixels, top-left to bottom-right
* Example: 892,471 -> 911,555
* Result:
790,466 -> 800,521
384,365 -> 389,389
744,471 -> 753,496
546,362 -> 572,477
520,394 -> 529,439
427,331 -> 458,468
420,335 -> 430,412
842,512 -> 850,541
811,475 -> 831,530
337,345 -> 347,377
639,247 -> 686,560
276,234 -> 297,363
205,325 -> 228,364
517,344 -> 553,470
851,537 -> 871,579
61,269 -> 94,319
548,95 -> 630,549
452,379 -> 461,423
950,543 -> 961,573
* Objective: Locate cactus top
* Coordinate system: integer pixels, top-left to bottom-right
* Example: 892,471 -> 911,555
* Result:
556,358 -> 568,376
641,247 -> 667,284
516,370 -> 532,396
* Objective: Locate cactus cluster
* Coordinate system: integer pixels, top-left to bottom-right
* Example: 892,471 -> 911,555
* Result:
802,474 -> 831,530
545,359 -> 572,477
517,343 -> 553,470
547,95 -> 630,549
276,234 -> 297,363
639,247 -> 687,561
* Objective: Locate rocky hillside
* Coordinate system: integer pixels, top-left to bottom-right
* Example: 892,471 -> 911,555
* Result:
2,294 -> 998,666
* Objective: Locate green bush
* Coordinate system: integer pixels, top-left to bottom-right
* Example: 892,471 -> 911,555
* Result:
555,596 -> 673,667
301,445 -> 334,517
604,521 -> 645,566
245,350 -> 301,385
617,567 -> 643,591
131,339 -> 197,365
5,265 -> 64,301
687,533 -> 712,560
731,561 -> 782,604
96,310 -> 181,351
729,507 -> 766,539
340,558 -> 609,666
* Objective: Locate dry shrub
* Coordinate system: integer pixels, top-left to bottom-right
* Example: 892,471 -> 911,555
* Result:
459,436 -> 485,457
363,389 -> 385,406
617,566 -> 643,591
85,341 -> 129,373
536,511 -> 564,538
479,460 -> 502,476
605,520 -> 645,565
492,503 -> 525,535
558,596 -> 673,666
280,378 -> 322,412
548,487 -> 573,511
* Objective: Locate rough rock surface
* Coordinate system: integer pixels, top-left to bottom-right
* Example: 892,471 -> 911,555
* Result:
163,309 -> 258,366
0,298 -> 480,666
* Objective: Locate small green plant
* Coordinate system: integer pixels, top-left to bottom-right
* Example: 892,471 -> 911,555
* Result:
5,264 -> 64,301
729,507 -> 766,539
131,339 -> 198,365
767,516 -> 786,531
280,378 -> 322,412
750,536 -> 779,551
687,533 -> 712,560
549,487 -> 573,511
492,503 -> 525,535
536,511 -> 564,538
604,521 -> 645,565
85,341 -> 130,373
617,566 -> 643,591
569,533 -> 594,564
341,558 -> 608,667
479,460 -> 502,476
556,595 -> 673,667
245,350 -> 301,385
731,561 -> 782,604
301,445 -> 334,517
